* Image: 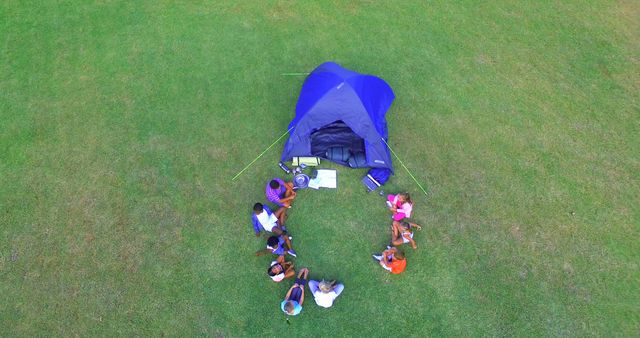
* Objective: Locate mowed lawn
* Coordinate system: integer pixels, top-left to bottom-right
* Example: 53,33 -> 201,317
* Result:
1,1 -> 638,336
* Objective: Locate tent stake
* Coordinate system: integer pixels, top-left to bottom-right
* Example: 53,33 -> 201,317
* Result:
381,138 -> 428,197
231,127 -> 294,181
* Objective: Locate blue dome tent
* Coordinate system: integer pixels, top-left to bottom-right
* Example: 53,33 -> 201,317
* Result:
281,62 -> 395,181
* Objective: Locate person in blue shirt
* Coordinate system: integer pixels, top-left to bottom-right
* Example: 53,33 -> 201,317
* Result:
251,203 -> 287,237
255,235 -> 297,257
281,268 -> 309,316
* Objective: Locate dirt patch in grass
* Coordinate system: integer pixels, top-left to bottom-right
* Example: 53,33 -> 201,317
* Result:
510,224 -> 524,241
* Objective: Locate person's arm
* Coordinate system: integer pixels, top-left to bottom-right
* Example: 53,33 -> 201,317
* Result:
255,249 -> 272,256
389,194 -> 399,211
279,195 -> 295,203
397,203 -> 413,216
276,255 -> 285,264
379,256 -> 390,268
284,182 -> 295,192
383,247 -> 397,257
382,248 -> 396,262
410,222 -> 422,230
252,214 -> 263,236
404,233 -> 417,249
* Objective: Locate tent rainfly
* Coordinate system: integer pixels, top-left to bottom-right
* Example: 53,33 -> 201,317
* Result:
281,62 -> 395,180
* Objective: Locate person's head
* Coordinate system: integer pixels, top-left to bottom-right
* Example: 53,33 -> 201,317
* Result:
284,301 -> 296,315
269,180 -> 281,190
268,263 -> 283,276
399,192 -> 412,204
253,202 -> 264,215
267,236 -> 279,248
395,250 -> 405,260
319,280 -> 333,293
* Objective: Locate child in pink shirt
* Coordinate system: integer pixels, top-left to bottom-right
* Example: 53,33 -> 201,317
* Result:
387,192 -> 413,221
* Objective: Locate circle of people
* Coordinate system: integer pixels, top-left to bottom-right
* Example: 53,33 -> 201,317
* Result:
252,177 -> 419,316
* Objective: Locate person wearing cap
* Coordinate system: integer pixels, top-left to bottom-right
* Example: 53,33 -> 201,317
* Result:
267,255 -> 295,282
281,268 -> 309,316
308,279 -> 344,308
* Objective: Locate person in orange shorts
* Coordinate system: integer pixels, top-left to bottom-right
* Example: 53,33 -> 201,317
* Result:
372,246 -> 406,274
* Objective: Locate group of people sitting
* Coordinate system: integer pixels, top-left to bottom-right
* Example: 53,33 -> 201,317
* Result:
250,176 -> 419,316
252,177 -> 344,316
371,192 -> 420,274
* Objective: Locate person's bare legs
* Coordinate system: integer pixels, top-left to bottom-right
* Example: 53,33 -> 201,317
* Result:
392,221 -> 401,237
298,267 -> 309,279
284,182 -> 297,205
392,236 -> 404,247
391,221 -> 406,246
391,223 -> 401,245
280,195 -> 295,208
275,207 -> 288,225
284,182 -> 295,196
283,263 -> 296,279
283,235 -> 294,251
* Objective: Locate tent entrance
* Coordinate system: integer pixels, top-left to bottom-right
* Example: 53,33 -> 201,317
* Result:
310,121 -> 365,163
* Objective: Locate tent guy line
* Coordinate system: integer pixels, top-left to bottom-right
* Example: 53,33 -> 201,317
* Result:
235,62 -> 425,197
230,127 -> 429,198
231,126 -> 294,181
381,138 -> 429,197
280,62 -> 395,174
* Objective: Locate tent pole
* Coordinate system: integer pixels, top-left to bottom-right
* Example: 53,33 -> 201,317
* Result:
380,138 -> 428,197
231,127 -> 294,181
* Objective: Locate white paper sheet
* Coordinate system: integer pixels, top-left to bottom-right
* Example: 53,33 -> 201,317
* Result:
310,169 -> 337,189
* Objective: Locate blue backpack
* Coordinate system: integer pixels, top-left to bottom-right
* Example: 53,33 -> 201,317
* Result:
362,168 -> 392,192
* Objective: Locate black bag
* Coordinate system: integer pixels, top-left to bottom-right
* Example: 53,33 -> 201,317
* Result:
348,152 -> 367,168
326,147 -> 350,162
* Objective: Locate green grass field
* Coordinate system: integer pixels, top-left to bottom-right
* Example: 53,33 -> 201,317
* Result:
1,1 -> 638,336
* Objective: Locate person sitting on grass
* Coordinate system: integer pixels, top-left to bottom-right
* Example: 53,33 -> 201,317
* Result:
386,192 -> 413,221
372,246 -> 406,274
266,177 -> 296,208
268,255 -> 295,282
391,220 -> 422,249
308,279 -> 344,308
281,268 -> 309,316
255,235 -> 297,257
251,202 -> 287,237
